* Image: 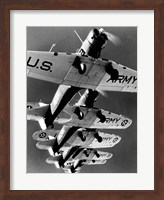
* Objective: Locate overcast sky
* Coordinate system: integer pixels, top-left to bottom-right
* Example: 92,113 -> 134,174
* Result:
27,26 -> 137,173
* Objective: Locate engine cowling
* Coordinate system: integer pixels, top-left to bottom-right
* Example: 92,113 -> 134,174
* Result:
85,89 -> 99,108
78,28 -> 108,58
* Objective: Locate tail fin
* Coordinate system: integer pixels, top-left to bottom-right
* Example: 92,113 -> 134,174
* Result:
27,103 -> 49,129
27,102 -> 49,118
32,129 -> 60,141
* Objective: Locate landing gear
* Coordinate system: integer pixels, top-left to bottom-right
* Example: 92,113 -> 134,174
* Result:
70,168 -> 76,173
78,131 -> 86,142
105,62 -> 119,80
94,132 -> 102,143
72,56 -> 86,74
74,107 -> 84,120
94,151 -> 100,158
97,110 -> 106,123
84,150 -> 90,157
79,63 -> 86,74
78,160 -> 85,167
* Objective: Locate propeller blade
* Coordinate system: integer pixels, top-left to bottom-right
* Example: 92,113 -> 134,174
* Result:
97,90 -> 108,97
104,31 -> 121,46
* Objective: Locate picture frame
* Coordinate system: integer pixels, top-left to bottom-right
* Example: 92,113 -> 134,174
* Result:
0,0 -> 163,200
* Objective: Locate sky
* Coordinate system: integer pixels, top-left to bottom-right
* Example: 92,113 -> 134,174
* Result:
27,27 -> 137,173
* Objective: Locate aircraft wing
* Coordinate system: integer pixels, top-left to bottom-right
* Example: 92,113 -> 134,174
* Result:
77,149 -> 113,161
96,60 -> 137,92
87,132 -> 121,148
27,51 -> 137,92
57,105 -> 132,129
67,130 -> 121,148
43,84 -> 80,128
27,102 -> 49,119
33,125 -> 121,150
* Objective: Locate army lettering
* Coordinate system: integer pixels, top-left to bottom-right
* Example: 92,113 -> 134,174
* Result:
106,75 -> 137,84
105,118 -> 120,124
98,117 -> 129,127
99,153 -> 108,157
102,137 -> 113,141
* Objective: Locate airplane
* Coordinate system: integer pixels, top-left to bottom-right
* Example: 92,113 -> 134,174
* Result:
47,156 -> 111,174
27,84 -> 129,173
36,142 -> 113,173
31,125 -> 121,173
27,102 -> 132,130
33,126 -> 122,154
39,145 -> 112,162
27,28 -> 137,93
32,127 -> 121,148
67,130 -> 121,149
27,86 -> 99,129
27,84 -> 132,130
27,27 -> 136,173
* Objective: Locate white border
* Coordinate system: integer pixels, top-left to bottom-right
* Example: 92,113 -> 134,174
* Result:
10,10 -> 154,190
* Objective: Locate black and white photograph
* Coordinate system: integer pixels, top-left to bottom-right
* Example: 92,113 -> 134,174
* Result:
27,27 -> 137,173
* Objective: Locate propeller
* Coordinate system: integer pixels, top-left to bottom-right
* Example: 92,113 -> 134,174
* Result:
99,28 -> 121,46
97,89 -> 108,98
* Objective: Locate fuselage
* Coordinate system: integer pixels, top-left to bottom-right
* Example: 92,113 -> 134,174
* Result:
78,28 -> 108,58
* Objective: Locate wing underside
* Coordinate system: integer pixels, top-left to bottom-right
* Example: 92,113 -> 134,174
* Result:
27,51 -> 137,92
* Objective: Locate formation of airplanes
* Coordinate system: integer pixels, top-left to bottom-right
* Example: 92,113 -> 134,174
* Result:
27,27 -> 137,173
